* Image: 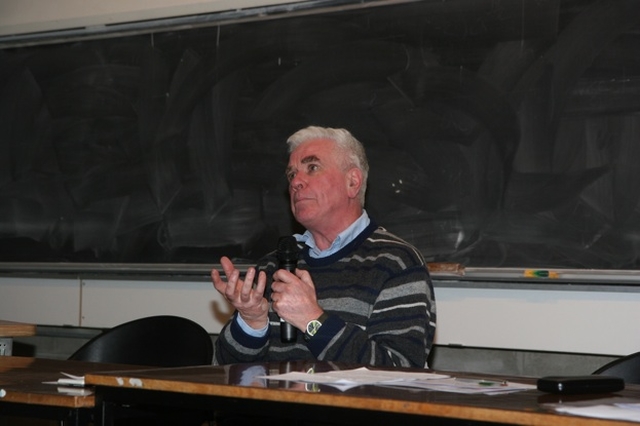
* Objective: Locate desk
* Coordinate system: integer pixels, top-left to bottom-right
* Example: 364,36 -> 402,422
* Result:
0,356 -> 135,425
0,320 -> 36,356
86,361 -> 640,426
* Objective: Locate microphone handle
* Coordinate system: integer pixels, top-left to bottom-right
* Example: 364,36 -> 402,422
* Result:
280,261 -> 297,343
281,318 -> 296,342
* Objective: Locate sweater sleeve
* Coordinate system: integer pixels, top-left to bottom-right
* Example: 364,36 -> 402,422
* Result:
213,313 -> 270,365
306,262 -> 435,368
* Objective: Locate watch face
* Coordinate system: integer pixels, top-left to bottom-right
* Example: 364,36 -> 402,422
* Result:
306,319 -> 322,336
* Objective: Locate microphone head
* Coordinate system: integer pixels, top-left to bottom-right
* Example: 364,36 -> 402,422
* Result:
277,236 -> 298,260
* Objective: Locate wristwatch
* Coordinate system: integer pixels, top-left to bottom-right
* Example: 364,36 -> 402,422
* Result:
305,313 -> 329,341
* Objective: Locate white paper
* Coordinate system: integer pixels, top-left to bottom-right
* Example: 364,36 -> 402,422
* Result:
543,399 -> 640,423
43,372 -> 85,387
259,367 -> 449,391
260,368 -> 536,395
385,377 -> 536,395
552,404 -> 640,422
56,386 -> 93,396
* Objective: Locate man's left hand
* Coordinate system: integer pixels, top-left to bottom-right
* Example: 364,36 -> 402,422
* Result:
271,268 -> 323,331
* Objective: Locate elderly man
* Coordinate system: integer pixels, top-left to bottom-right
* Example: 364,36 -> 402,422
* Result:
212,126 -> 436,367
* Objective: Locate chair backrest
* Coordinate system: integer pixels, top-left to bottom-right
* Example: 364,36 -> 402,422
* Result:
69,315 -> 213,367
593,351 -> 640,385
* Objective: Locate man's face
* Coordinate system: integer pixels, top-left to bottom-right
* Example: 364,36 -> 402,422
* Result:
286,138 -> 353,230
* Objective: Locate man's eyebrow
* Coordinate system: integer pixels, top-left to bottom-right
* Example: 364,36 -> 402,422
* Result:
286,154 -> 321,175
301,155 -> 320,165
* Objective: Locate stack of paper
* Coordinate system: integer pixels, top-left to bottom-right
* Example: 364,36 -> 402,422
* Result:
388,377 -> 536,395
42,372 -> 89,396
260,367 -> 449,391
542,398 -> 640,422
43,372 -> 85,387
260,367 -> 535,394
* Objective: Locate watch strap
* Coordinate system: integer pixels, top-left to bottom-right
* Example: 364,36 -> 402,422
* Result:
304,312 -> 329,341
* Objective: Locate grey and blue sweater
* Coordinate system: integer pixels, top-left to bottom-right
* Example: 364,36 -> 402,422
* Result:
214,222 -> 436,368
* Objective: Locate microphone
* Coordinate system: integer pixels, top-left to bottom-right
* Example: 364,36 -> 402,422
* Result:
276,236 -> 298,343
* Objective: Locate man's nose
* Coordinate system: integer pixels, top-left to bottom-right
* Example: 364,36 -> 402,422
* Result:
290,175 -> 304,191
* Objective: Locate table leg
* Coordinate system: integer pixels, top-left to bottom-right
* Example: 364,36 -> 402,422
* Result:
95,399 -> 116,426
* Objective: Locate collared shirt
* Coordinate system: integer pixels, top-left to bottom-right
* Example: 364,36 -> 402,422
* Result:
294,210 -> 370,258
237,210 -> 370,336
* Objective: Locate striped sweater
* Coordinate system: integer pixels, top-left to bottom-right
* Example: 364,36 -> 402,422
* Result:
213,222 -> 436,368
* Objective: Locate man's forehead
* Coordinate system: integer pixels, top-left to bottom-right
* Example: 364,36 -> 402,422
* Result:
290,138 -> 335,159
286,153 -> 320,173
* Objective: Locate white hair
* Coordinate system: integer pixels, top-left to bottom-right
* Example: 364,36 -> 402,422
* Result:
286,126 -> 369,205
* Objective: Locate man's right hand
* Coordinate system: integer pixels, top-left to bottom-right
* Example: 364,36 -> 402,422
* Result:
211,256 -> 269,330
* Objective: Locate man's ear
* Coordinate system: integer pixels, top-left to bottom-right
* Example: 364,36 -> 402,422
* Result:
346,168 -> 363,198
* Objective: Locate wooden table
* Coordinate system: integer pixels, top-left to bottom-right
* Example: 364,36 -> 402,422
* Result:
85,361 -> 640,426
0,320 -> 36,356
0,356 -> 138,425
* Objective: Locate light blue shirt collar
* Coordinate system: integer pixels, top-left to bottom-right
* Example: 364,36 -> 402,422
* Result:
295,210 -> 370,259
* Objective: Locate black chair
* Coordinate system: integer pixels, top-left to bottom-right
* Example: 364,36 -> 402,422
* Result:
69,315 -> 213,367
69,315 -> 214,425
593,351 -> 640,385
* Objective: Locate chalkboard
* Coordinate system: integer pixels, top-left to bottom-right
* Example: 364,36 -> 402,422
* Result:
1,0 -> 639,269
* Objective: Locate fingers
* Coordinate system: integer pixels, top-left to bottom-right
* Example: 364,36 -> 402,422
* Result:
273,268 -> 312,287
271,269 -> 315,309
272,268 -> 297,284
219,256 -> 236,279
211,257 -> 267,313
296,269 -> 314,287
211,268 -> 223,291
211,267 -> 232,294
211,257 -> 241,299
239,267 -> 256,301
271,268 -> 320,330
254,270 -> 267,295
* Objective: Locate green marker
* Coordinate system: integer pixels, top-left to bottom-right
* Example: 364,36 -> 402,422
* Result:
523,270 -> 559,279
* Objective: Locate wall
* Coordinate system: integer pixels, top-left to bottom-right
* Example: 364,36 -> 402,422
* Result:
0,276 -> 232,333
434,283 -> 640,356
2,275 -> 639,357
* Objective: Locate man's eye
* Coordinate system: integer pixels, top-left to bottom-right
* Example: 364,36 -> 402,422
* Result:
308,164 -> 319,173
286,172 -> 295,181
